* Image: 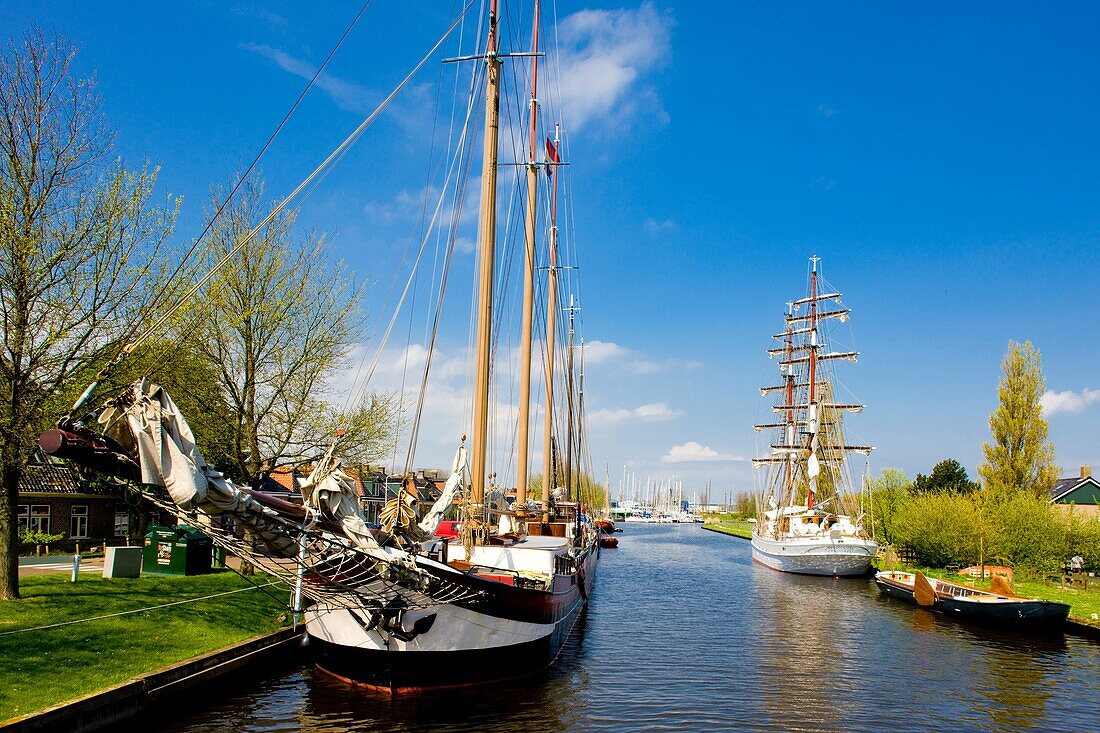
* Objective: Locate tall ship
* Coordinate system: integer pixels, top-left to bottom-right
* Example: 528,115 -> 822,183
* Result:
40,0 -> 600,693
750,256 -> 877,576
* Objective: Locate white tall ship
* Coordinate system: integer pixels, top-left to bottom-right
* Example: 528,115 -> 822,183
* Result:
750,256 -> 877,576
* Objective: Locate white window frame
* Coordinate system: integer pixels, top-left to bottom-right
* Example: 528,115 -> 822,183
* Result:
70,505 -> 89,539
114,512 -> 130,538
28,505 -> 50,534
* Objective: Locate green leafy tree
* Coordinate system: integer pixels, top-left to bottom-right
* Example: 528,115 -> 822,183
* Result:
912,459 -> 980,494
185,177 -> 397,484
978,341 -> 1059,500
0,30 -> 177,599
866,467 -> 911,544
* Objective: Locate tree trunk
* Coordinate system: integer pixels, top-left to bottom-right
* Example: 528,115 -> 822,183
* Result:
0,462 -> 23,599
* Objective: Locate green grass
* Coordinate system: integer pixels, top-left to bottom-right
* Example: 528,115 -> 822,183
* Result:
892,565 -> 1100,627
702,521 -> 754,539
0,571 -> 289,720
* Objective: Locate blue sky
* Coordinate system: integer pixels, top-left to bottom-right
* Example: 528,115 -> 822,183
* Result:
4,1 -> 1098,500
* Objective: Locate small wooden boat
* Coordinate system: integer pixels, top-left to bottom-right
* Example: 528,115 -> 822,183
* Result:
595,518 -> 615,533
599,535 -> 619,549
874,571 -> 1069,629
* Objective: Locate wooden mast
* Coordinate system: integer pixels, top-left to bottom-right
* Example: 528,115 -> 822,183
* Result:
565,294 -> 576,500
470,0 -> 501,514
515,0 -> 541,526
778,299 -> 795,535
541,124 -> 560,522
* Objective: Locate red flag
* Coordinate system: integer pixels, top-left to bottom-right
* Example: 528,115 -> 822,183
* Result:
545,137 -> 559,177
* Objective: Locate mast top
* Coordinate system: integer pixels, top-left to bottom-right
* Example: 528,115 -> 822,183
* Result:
810,254 -> 821,273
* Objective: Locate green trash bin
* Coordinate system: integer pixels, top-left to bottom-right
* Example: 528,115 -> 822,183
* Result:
142,525 -> 213,576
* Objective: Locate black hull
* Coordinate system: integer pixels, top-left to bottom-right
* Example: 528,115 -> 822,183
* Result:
312,588 -> 587,693
875,577 -> 1070,630
311,542 -> 599,692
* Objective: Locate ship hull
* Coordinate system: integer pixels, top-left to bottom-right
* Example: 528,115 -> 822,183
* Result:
751,533 -> 876,576
307,542 -> 598,692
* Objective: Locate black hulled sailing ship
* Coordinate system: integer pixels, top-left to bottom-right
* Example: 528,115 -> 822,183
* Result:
42,0 -> 599,693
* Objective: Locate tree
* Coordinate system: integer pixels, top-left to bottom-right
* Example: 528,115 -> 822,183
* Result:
978,341 -> 1059,500
866,467 -> 911,545
0,31 -> 177,599
185,178 -> 397,484
912,459 -> 979,495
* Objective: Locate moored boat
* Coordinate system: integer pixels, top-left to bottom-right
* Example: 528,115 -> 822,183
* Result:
750,256 -> 877,576
874,571 -> 1070,629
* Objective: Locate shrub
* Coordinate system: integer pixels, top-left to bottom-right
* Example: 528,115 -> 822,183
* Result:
19,530 -> 65,546
987,493 -> 1067,572
1064,512 -> 1100,572
892,491 -> 983,567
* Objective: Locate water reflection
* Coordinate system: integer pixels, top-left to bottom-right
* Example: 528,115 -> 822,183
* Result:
157,524 -> 1100,733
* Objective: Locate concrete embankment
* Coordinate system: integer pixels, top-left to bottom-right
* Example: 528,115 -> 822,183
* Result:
0,627 -> 302,733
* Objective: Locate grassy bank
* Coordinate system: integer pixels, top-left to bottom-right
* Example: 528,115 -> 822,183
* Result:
0,570 -> 289,720
891,565 -> 1100,628
702,521 -> 753,540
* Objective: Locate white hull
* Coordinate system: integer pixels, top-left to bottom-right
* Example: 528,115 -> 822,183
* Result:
751,533 -> 876,576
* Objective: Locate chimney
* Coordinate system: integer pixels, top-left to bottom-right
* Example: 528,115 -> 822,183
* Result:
1082,466 -> 1092,479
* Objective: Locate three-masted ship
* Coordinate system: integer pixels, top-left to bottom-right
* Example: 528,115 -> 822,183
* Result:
750,256 -> 877,576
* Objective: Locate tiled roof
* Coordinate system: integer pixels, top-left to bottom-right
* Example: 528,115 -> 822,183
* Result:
1050,478 -> 1079,499
18,464 -> 109,495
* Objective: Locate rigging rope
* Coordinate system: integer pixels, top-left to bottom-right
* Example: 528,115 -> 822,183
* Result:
63,0 -> 478,423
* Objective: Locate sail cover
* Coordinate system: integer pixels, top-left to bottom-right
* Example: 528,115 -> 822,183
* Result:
417,444 -> 469,537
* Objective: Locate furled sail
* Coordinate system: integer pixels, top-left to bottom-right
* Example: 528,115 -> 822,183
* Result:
778,351 -> 858,367
772,402 -> 864,413
785,309 -> 850,326
98,379 -> 299,557
791,292 -> 842,306
417,444 -> 469,537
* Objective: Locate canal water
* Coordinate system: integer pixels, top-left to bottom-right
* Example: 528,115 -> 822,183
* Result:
160,523 -> 1100,732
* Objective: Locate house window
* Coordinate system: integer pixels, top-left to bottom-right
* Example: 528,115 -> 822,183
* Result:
114,512 -> 130,538
20,505 -> 51,534
70,506 -> 89,539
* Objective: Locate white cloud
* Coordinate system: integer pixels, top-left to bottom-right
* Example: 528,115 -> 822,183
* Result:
817,103 -> 837,118
582,339 -> 630,365
589,402 -> 681,427
643,217 -> 677,235
241,42 -> 376,114
660,441 -> 744,464
583,339 -> 699,374
363,178 -> 482,245
1042,388 -> 1100,416
552,3 -> 673,132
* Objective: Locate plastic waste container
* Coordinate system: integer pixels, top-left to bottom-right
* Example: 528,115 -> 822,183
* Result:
142,525 -> 213,575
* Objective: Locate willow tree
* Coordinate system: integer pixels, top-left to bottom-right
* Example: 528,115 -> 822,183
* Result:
187,178 -> 397,484
978,341 -> 1059,499
0,31 -> 177,598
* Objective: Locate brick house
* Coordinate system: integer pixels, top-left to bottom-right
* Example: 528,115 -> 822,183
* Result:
16,460 -> 169,551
